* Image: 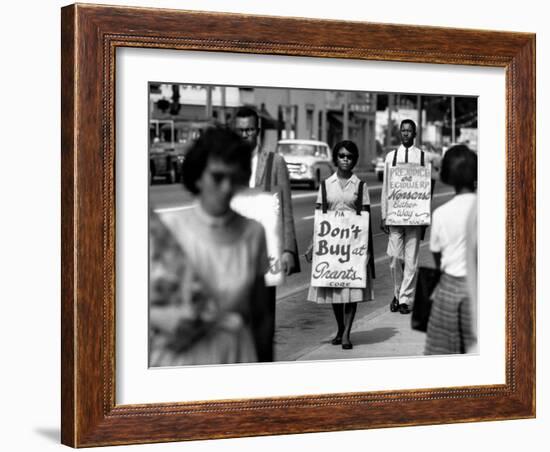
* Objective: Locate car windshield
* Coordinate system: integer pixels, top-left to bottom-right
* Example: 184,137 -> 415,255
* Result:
277,143 -> 328,158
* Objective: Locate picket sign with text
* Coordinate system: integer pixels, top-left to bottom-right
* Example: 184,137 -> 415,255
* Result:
311,209 -> 369,288
231,188 -> 284,286
385,162 -> 431,226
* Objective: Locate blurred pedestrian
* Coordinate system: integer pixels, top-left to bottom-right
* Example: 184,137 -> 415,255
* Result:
465,197 -> 478,352
381,119 -> 428,314
424,145 -> 477,355
233,106 -> 300,361
149,210 -> 222,365
306,140 -> 375,350
151,126 -> 269,365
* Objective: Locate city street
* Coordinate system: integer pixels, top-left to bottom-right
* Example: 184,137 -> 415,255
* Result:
151,172 -> 455,362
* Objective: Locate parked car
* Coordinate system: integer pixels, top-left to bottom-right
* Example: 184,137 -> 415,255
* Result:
149,146 -> 185,184
276,139 -> 334,189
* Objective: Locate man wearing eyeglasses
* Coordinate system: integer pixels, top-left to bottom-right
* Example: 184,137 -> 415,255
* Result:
381,119 -> 427,315
233,106 -> 300,362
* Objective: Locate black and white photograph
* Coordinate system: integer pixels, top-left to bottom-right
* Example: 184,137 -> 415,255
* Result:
4,0 -> 544,450
148,83 -> 479,366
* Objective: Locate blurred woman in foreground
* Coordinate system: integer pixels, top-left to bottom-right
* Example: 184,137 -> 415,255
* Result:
149,127 -> 269,366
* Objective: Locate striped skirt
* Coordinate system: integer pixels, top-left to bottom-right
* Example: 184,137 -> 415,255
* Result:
424,273 -> 475,355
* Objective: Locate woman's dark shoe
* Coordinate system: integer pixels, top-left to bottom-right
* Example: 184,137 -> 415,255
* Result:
331,336 -> 342,345
342,342 -> 353,350
390,297 -> 399,312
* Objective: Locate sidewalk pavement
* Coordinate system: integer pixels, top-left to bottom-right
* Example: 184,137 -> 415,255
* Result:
295,302 -> 427,361
293,242 -> 434,362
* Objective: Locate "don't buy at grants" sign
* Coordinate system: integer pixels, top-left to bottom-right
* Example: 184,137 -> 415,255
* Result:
310,210 -> 369,288
385,163 -> 431,226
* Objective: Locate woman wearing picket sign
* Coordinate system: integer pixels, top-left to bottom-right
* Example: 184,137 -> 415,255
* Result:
305,140 -> 375,350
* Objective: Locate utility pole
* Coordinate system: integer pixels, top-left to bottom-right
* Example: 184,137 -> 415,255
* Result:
451,96 -> 456,143
285,89 -> 292,139
321,108 -> 327,143
205,86 -> 213,119
220,86 -> 226,124
416,94 -> 423,146
385,94 -> 394,149
343,92 -> 349,140
170,120 -> 174,146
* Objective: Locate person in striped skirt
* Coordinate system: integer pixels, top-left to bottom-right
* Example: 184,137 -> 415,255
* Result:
424,145 -> 477,355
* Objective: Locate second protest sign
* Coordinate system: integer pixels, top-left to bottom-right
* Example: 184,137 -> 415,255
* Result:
385,163 -> 431,226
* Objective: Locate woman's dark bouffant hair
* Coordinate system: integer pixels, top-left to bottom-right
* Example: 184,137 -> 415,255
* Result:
332,140 -> 359,167
181,126 -> 253,194
440,144 -> 477,191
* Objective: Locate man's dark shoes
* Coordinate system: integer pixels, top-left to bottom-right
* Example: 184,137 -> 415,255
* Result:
390,297 -> 399,312
331,336 -> 342,345
398,303 -> 411,314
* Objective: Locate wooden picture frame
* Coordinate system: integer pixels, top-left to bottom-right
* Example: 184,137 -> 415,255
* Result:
61,3 -> 535,447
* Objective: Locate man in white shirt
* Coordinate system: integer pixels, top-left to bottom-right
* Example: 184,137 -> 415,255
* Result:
381,119 -> 427,314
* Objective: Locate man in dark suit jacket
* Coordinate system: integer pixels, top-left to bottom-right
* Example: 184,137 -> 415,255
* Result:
234,106 -> 300,362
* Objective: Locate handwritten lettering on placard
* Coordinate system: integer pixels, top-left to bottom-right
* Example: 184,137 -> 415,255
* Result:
386,164 -> 431,226
311,210 -> 369,288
